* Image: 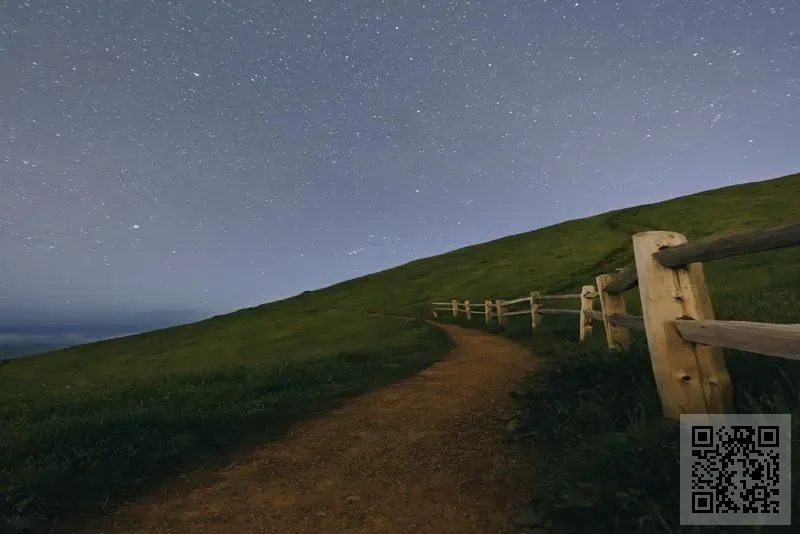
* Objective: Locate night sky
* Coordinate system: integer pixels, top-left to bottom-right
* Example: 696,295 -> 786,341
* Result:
1,0 -> 798,342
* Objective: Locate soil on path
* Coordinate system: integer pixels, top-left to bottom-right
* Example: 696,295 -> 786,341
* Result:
73,323 -> 540,534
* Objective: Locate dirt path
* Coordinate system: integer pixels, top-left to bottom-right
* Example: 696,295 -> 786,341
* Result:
73,323 -> 539,534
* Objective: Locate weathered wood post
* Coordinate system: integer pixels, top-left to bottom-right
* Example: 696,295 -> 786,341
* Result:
451,299 -> 458,318
495,299 -> 506,328
465,300 -> 471,320
530,291 -> 541,328
595,274 -> 631,350
432,308 -> 438,318
484,300 -> 491,325
633,231 -> 733,418
579,285 -> 595,343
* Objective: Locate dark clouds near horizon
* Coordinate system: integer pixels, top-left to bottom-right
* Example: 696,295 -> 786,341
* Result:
1,0 -> 798,340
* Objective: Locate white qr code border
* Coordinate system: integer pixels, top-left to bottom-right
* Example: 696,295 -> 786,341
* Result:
679,413 -> 792,526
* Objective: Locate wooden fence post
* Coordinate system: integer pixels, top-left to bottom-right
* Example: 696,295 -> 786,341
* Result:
579,285 -> 595,343
452,299 -> 458,318
484,300 -> 491,325
432,308 -> 438,319
465,300 -> 471,320
595,274 -> 631,350
633,231 -> 733,418
530,291 -> 541,328
495,299 -> 506,328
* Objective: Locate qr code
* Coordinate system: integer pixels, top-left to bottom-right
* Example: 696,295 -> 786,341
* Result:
680,414 -> 791,526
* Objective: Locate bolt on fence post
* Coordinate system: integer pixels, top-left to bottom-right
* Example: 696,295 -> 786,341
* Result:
632,231 -> 733,419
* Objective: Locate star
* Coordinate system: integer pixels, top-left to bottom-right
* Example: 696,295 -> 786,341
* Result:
0,0 -> 796,327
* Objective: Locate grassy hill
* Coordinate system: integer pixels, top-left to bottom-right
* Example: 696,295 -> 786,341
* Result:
1,172 -> 798,532
0,311 -> 455,528
428,172 -> 800,533
298,172 -> 799,323
0,345 -> 70,361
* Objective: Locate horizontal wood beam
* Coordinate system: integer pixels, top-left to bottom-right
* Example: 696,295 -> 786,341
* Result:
654,221 -> 800,268
535,293 -> 582,300
603,263 -> 638,295
609,313 -> 645,331
585,309 -> 605,321
504,296 -> 532,306
584,309 -> 643,330
504,309 -> 533,317
538,308 -> 581,316
674,319 -> 800,361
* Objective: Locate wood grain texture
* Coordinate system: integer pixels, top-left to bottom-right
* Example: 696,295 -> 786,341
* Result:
537,308 -> 580,316
530,291 -> 541,329
495,299 -> 507,328
504,309 -> 533,317
596,274 -> 632,350
675,320 -> 800,361
608,313 -> 645,332
585,309 -> 604,321
603,262 -> 638,295
633,231 -> 733,419
579,285 -> 595,343
503,296 -> 532,306
654,221 -> 800,268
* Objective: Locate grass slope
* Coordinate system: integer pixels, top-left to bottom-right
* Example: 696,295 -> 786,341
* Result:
431,172 -> 800,533
305,172 -> 800,318
2,171 -> 798,532
0,345 -> 71,361
0,310 -> 454,528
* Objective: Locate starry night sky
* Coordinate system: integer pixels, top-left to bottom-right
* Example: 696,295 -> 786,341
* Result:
1,0 -> 798,342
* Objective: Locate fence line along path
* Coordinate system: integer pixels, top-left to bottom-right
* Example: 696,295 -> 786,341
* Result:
432,221 -> 800,420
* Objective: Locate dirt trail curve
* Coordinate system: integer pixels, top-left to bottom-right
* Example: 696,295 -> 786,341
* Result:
73,323 -> 540,534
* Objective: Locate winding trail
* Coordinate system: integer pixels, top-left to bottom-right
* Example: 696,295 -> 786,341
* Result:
73,323 -> 539,534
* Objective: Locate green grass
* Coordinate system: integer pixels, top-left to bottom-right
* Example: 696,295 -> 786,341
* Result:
2,171 -> 798,532
0,310 -> 454,528
432,173 -> 800,532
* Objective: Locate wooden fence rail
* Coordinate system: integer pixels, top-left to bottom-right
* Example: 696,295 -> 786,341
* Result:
585,310 -> 604,321
431,221 -> 800,419
504,296 -> 532,306
673,320 -> 800,361
652,221 -> 800,267
536,293 -> 583,300
602,263 -> 638,295
607,313 -> 646,332
504,309 -> 533,317
538,308 -> 581,315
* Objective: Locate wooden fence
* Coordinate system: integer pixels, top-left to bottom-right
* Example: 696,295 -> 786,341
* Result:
432,222 -> 800,419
